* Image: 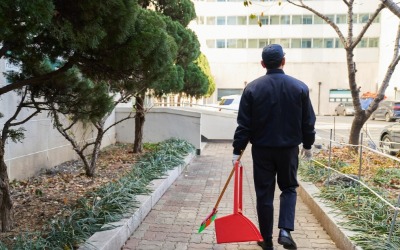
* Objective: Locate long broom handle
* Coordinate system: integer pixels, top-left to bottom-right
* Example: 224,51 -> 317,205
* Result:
213,150 -> 245,210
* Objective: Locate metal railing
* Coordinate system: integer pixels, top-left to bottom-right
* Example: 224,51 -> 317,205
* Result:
150,102 -> 239,112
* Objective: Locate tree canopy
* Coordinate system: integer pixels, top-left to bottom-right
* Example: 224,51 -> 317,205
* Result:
0,0 -> 215,230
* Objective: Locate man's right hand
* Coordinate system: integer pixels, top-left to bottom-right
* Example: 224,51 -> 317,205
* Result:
301,148 -> 312,161
232,154 -> 240,165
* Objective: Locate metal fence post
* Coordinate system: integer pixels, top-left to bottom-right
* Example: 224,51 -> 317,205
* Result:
333,117 -> 336,141
357,133 -> 363,207
388,194 -> 400,243
327,129 -> 332,189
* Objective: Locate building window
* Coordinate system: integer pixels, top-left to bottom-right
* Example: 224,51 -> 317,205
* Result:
373,14 -> 380,23
260,16 -> 269,25
249,16 -> 258,25
259,39 -> 268,48
206,39 -> 215,48
303,15 -> 313,24
248,39 -> 258,48
359,13 -> 369,23
292,15 -> 302,24
237,39 -> 246,48
217,16 -> 226,25
227,39 -> 236,48
357,38 -> 368,48
280,38 -> 290,48
270,15 -> 280,25
269,38 -> 279,45
326,14 -> 335,23
291,39 -> 301,48
226,16 -> 247,25
336,14 -> 347,24
216,39 -> 226,48
280,15 -> 290,24
206,16 -> 215,25
329,89 -> 352,102
302,38 -> 312,48
197,16 -> 205,25
335,38 -> 344,48
369,38 -> 379,47
238,16 -> 247,25
226,39 -> 246,48
314,15 -> 324,24
351,13 -> 358,23
313,38 -> 323,48
227,16 -> 236,25
324,38 -> 334,48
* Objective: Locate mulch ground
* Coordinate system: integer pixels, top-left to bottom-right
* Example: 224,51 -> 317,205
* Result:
0,143 -> 141,247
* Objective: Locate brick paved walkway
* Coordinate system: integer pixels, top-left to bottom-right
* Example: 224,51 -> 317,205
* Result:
123,142 -> 339,250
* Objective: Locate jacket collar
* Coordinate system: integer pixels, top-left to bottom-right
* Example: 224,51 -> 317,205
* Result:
266,68 -> 284,75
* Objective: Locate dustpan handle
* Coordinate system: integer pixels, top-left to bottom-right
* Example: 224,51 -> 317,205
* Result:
213,150 -> 245,210
233,161 -> 243,214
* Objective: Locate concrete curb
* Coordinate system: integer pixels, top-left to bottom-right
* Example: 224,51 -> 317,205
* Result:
78,151 -> 196,250
298,179 -> 363,250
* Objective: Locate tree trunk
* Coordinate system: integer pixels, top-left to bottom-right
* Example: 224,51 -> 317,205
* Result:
177,93 -> 182,107
86,122 -> 105,177
133,95 -> 145,153
0,140 -> 13,231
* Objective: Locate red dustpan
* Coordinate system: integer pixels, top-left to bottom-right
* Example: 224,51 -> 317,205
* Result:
214,161 -> 263,243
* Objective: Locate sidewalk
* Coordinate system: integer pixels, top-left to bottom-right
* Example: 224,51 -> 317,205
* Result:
123,142 -> 339,250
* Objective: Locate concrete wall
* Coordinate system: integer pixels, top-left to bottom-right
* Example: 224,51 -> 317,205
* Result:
1,96 -> 239,180
1,91 -> 116,180
115,107 -> 202,153
200,109 -> 237,140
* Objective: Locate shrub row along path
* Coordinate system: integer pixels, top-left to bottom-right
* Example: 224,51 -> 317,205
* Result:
123,142 -> 339,250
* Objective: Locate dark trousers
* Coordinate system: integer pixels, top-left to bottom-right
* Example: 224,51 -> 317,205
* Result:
251,145 -> 299,241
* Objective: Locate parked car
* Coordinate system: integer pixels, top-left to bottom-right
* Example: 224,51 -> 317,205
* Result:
217,95 -> 241,111
371,100 -> 400,122
379,122 -> 400,155
334,102 -> 354,116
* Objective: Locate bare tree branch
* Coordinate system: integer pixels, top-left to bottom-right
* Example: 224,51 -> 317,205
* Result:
0,61 -> 74,95
1,88 -> 40,142
369,23 -> 400,115
287,0 -> 347,47
352,3 -> 385,49
381,0 -> 400,18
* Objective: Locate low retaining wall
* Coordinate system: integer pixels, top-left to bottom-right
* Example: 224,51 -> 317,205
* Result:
298,179 -> 362,250
115,106 -> 201,154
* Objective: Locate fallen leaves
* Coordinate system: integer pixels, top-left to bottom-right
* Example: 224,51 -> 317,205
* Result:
0,143 -> 141,246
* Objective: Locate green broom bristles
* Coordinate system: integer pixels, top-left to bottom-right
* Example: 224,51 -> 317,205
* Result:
198,212 -> 217,233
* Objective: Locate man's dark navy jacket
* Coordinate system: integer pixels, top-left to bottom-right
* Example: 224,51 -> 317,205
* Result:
233,69 -> 316,155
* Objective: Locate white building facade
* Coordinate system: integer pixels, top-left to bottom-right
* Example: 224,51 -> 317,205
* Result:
190,0 -> 400,115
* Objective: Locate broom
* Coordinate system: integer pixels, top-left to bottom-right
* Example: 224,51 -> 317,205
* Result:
198,150 -> 244,233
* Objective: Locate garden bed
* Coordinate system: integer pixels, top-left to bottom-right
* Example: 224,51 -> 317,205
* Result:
299,145 -> 400,250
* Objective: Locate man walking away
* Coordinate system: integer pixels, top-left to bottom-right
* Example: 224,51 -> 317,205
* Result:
232,44 -> 316,250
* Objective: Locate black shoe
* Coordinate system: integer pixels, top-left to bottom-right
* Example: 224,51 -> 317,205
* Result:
257,239 -> 274,250
278,229 -> 297,249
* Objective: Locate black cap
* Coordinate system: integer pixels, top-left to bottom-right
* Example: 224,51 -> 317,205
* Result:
262,44 -> 285,62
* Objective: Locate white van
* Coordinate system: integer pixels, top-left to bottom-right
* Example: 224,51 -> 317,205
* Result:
217,95 -> 241,111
